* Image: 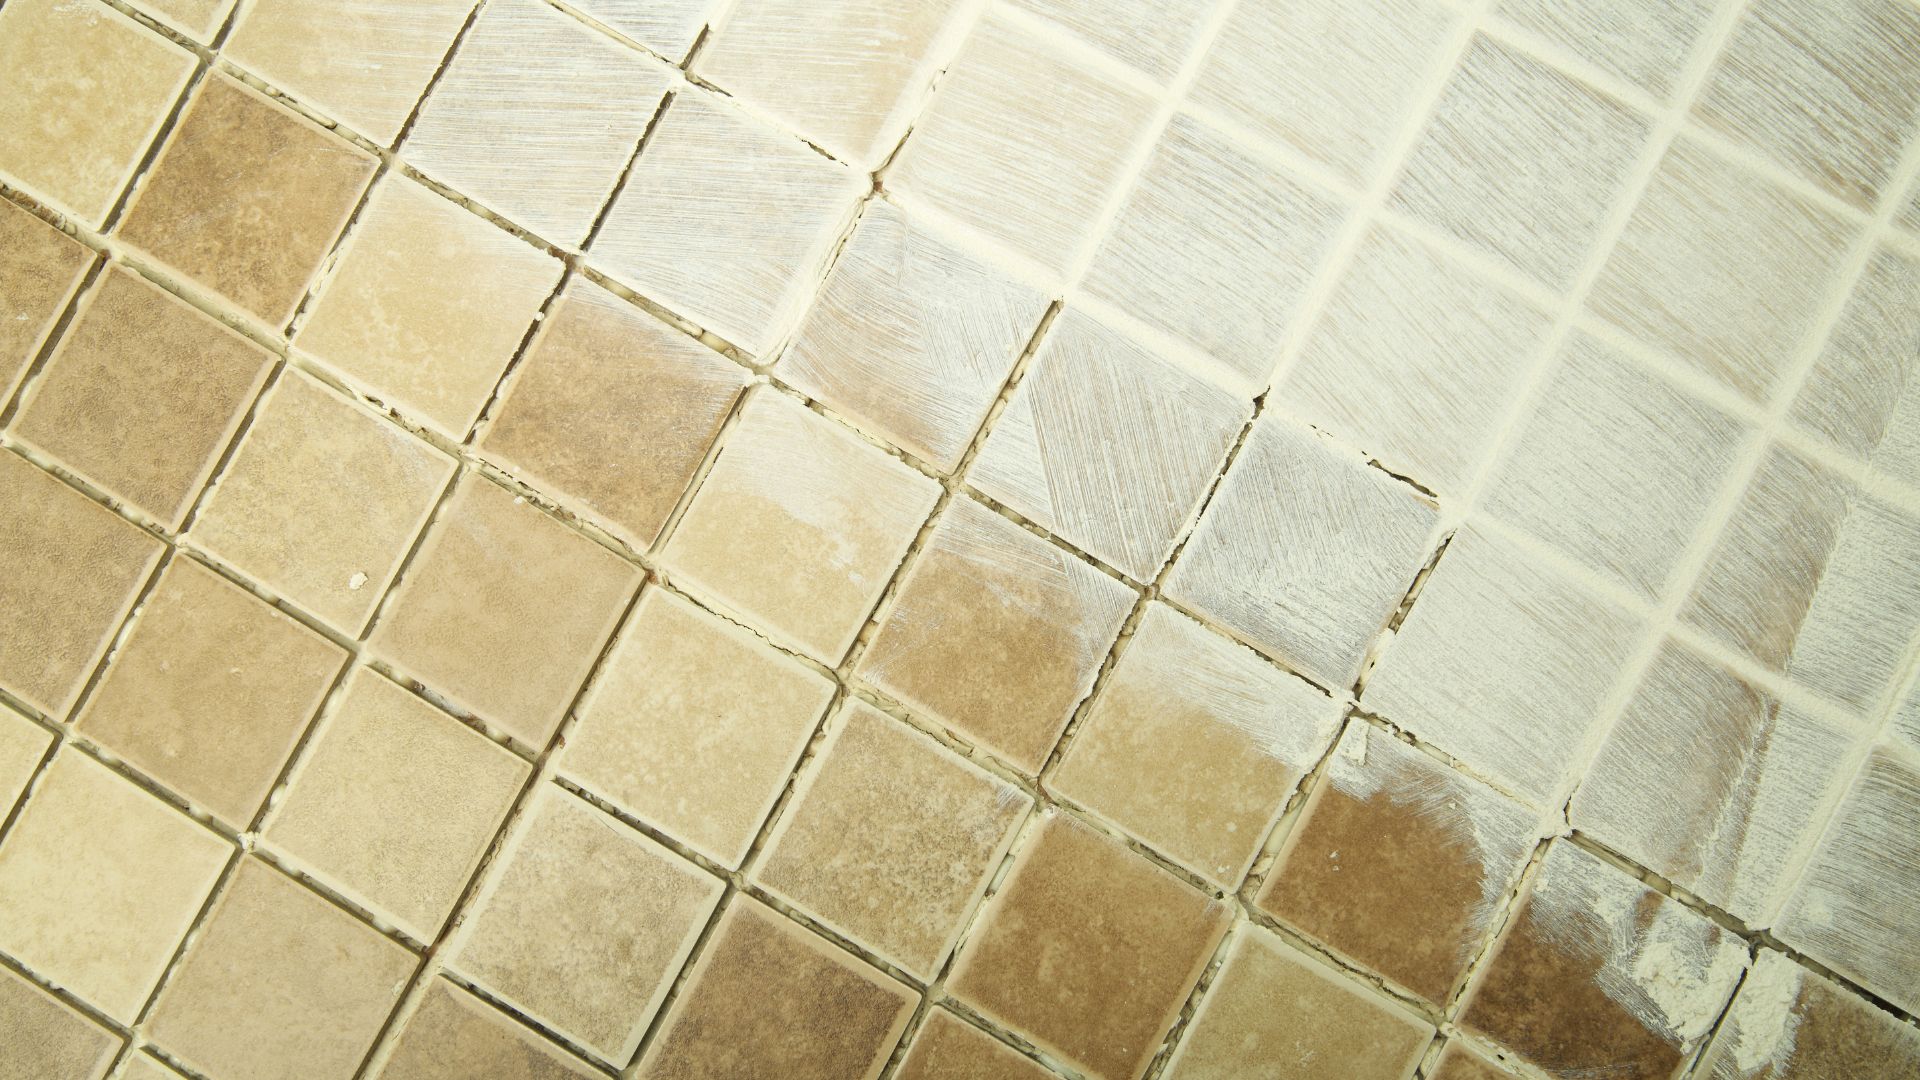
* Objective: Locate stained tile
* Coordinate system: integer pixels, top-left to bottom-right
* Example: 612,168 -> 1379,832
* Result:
1427,1042 -> 1525,1080
1005,0 -> 1213,82
125,0 -> 232,40
856,496 -> 1134,773
1050,602 -> 1342,888
1389,35 -> 1649,290
753,702 -> 1030,979
406,0 -> 673,246
0,0 -> 194,227
773,200 -> 1048,471
560,587 -> 834,868
381,979 -> 599,1080
1703,950 -> 1920,1078
369,475 -> 641,747
0,964 -> 120,1080
1165,416 -> 1438,687
1789,244 -> 1920,487
659,388 -> 938,664
1494,0 -> 1717,102
190,370 -> 455,635
119,76 -> 377,327
569,0 -> 713,59
594,90 -> 864,357
948,814 -> 1231,1080
449,785 -> 722,1064
0,198 -> 91,404
1458,841 -> 1747,1080
0,752 -> 228,1022
481,278 -> 749,549
1259,724 -> 1540,1004
897,1009 -> 1056,1080
969,308 -> 1250,581
12,268 -> 270,528
295,175 -> 563,437
1166,928 -> 1432,1080
0,704 -> 50,816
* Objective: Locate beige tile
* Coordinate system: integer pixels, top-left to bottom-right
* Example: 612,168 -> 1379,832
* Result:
753,702 -> 1030,979
74,558 -> 346,828
13,267 -> 271,528
1789,243 -> 1920,488
568,0 -> 713,59
1494,0 -> 1717,102
1051,603 -> 1343,889
371,476 -> 641,747
1427,1042 -> 1525,1080
481,278 -> 749,550
296,175 -> 563,437
1701,950 -> 1920,1079
0,452 -> 164,716
266,669 -> 528,941
450,785 -> 722,1063
856,497 -> 1134,773
380,979 -> 599,1080
560,587 -> 834,868
0,198 -> 92,405
949,814 -> 1231,1080
120,1054 -> 188,1080
119,75 -> 378,327
0,964 -> 120,1080
0,0 -> 194,227
150,858 -> 416,1080
897,1009 -> 1055,1080
191,370 -> 455,635
0,703 -> 50,816
634,897 -> 916,1080
0,751 -> 228,1021
125,0 -> 232,40
1006,0 -> 1213,83
660,388 -> 939,664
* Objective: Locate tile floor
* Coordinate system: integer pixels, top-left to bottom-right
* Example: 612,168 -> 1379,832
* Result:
1,1 -> 1919,1078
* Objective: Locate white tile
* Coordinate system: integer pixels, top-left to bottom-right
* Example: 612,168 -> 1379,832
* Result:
1493,0 -> 1717,102
569,0 -> 714,59
1789,244 -> 1920,487
1004,0 -> 1214,83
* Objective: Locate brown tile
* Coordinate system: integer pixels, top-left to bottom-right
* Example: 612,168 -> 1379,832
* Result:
897,1009 -> 1056,1080
481,278 -> 748,550
74,557 -> 345,827
0,451 -> 163,717
370,475 -> 641,747
379,978 -> 599,1080
265,669 -> 528,941
559,587 -> 834,868
1050,602 -> 1343,889
1257,724 -> 1540,1004
1166,928 -> 1432,1080
448,785 -> 722,1064
0,751 -> 228,1021
1701,950 -> 1920,1079
0,964 -> 120,1080
190,369 -> 454,634
1427,1042 -> 1525,1080
12,267 -> 271,528
150,858 -> 416,1080
633,897 -> 917,1080
948,814 -> 1232,1080
856,497 -> 1134,773
753,702 -> 1030,979
0,198 -> 92,404
0,704 -> 50,816
119,75 -> 377,327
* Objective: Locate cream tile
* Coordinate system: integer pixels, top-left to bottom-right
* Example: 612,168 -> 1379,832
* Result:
1893,674 -> 1920,754
125,0 -> 232,40
568,0 -> 714,59
1005,0 -> 1212,82
0,964 -> 120,1080
119,1055 -> 187,1080
1699,950 -> 1920,1079
0,198 -> 92,405
1789,244 -> 1920,487
380,978 -> 599,1080
1494,0 -> 1718,102
0,704 -> 50,817
897,1009 -> 1056,1080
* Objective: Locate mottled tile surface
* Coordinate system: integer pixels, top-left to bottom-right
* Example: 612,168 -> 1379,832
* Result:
897,1009 -> 1056,1080
0,198 -> 91,404
380,979 -> 599,1080
0,964 -> 120,1080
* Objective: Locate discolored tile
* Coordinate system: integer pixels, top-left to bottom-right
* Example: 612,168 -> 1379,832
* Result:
856,496 -> 1134,773
379,978 -> 599,1080
568,0 -> 713,59
1494,0 -> 1717,102
1701,950 -> 1920,1078
948,814 -> 1231,1080
659,388 -> 938,664
0,198 -> 92,404
1427,1042 -> 1526,1080
897,1009 -> 1056,1080
0,703 -> 50,816
449,785 -> 722,1064
1005,0 -> 1212,82
0,964 -> 120,1080
125,0 -> 232,40
1789,244 -> 1920,488
753,702 -> 1030,979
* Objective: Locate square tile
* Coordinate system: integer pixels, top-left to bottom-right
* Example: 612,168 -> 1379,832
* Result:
12,267 -> 271,528
405,0 -> 674,246
1588,138 -> 1855,402
73,557 -> 345,828
887,10 -> 1158,275
1360,524 -> 1640,804
121,1055 -> 188,1080
969,307 -> 1250,581
593,90 -> 864,357
125,0 -> 232,40
480,278 -> 749,549
381,979 -> 598,1080
568,0 -> 713,59
1700,949 -> 1920,1079
0,198 -> 92,405
0,964 -> 120,1080
265,669 -> 529,941
1257,724 -> 1540,1004
773,199 -> 1049,471
1494,0 -> 1718,102
634,897 -> 916,1080
1004,0 -> 1213,83
1428,1042 -> 1525,1080
1389,35 -> 1650,290
190,370 -> 456,635
560,587 -> 835,868
295,175 -> 564,437
897,1008 -> 1055,1080
1166,928 -> 1433,1080
1789,243 -> 1920,487
0,0 -> 194,227
150,858 -> 416,1080
0,703 -> 50,816
753,701 -> 1030,980
0,451 -> 163,716
1050,602 -> 1343,888
0,751 -> 228,1021
856,496 -> 1134,773
1165,415 -> 1439,688
659,388 -> 939,664
450,784 -> 721,1063
119,75 -> 378,328
1080,114 -> 1347,388
370,475 -> 641,747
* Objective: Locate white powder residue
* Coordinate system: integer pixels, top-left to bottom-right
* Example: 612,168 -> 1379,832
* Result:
1726,952 -> 1805,1075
